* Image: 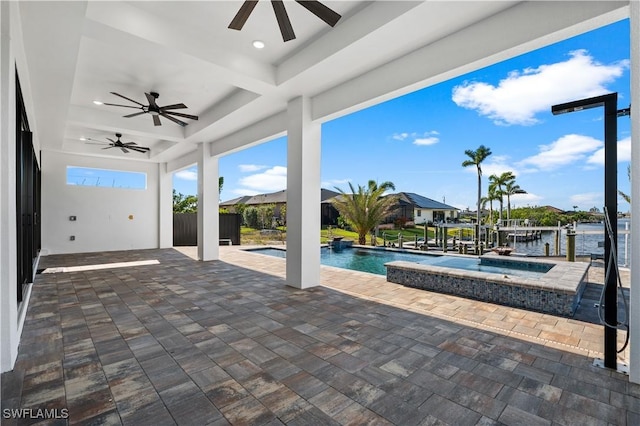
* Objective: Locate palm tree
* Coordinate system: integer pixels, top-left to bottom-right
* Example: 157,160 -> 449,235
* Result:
481,186 -> 501,226
331,180 -> 398,245
619,164 -> 631,204
504,180 -> 526,220
488,171 -> 514,224
462,145 -> 492,252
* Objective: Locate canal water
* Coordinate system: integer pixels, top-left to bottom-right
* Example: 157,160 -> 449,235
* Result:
510,219 -> 631,266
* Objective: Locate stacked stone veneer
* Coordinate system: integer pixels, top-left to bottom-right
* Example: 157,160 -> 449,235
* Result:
386,254 -> 589,316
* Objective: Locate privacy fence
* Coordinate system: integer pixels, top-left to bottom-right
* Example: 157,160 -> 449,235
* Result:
173,213 -> 241,246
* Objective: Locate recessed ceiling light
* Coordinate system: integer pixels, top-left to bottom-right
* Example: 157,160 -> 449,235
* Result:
252,40 -> 265,49
79,137 -> 86,141
93,100 -> 103,105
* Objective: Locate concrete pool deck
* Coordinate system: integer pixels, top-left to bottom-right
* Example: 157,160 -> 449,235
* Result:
207,245 -> 629,365
2,246 -> 635,425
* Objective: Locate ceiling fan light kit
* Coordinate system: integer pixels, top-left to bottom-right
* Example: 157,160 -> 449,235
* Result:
229,0 -> 341,42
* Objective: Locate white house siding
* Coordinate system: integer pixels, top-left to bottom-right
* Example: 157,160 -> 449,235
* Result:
41,151 -> 159,255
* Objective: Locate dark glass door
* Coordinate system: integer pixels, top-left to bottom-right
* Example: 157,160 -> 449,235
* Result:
16,74 -> 40,302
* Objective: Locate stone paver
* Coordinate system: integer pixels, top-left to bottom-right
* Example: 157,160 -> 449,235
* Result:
1,247 -> 637,425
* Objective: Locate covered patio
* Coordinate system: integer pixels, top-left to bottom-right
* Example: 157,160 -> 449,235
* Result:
2,1 -> 640,423
2,247 -> 637,425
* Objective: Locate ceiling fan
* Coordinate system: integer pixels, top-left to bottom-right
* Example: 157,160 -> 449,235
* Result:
229,0 -> 341,42
104,92 -> 198,127
85,133 -> 150,154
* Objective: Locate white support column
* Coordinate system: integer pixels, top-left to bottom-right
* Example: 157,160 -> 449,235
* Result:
286,96 -> 321,289
197,142 -> 219,261
629,0 -> 640,384
158,162 -> 173,249
0,0 -> 19,373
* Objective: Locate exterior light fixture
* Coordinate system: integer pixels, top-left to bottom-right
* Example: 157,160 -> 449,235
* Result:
252,40 -> 265,49
552,93 -> 624,372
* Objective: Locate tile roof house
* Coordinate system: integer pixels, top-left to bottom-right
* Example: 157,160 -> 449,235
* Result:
222,189 -> 340,225
386,192 -> 459,224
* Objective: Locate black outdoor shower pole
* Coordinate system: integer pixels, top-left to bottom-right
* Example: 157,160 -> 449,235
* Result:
552,93 -> 618,370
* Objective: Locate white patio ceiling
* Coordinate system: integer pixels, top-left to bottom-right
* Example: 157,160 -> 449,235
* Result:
17,1 -> 628,164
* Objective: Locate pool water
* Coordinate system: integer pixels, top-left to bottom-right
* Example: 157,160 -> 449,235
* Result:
247,247 -> 551,278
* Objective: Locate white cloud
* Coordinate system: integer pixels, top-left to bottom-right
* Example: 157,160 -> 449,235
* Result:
482,155 -> 518,178
452,50 -> 628,126
238,166 -> 287,192
414,137 -> 439,146
509,192 -> 542,206
392,131 -> 440,146
586,136 -> 631,165
570,192 -> 603,208
392,132 -> 410,141
322,178 -> 351,188
239,164 -> 267,173
174,169 -> 197,181
231,188 -> 261,197
516,134 -> 603,172
461,155 -> 518,177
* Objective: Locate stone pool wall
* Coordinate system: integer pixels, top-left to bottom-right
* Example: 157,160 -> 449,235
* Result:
386,255 -> 589,316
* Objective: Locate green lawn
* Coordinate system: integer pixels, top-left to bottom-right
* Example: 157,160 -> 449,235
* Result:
240,225 -> 435,245
239,224 -> 474,246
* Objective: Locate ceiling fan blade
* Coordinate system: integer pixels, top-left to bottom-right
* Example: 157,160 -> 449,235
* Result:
129,146 -> 150,153
120,147 -> 129,153
106,138 -> 116,143
102,145 -> 114,150
152,115 -> 162,126
162,110 -> 199,120
122,142 -> 139,146
103,103 -> 141,109
110,92 -> 145,106
295,1 -> 341,27
271,0 -> 295,42
159,103 -> 187,110
124,111 -> 147,118
145,92 -> 159,108
85,141 -> 109,145
159,112 -> 188,127
229,0 -> 259,30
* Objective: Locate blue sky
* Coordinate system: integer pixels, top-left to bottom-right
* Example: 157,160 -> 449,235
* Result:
174,19 -> 631,213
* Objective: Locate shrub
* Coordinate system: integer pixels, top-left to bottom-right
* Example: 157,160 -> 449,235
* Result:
244,207 -> 259,229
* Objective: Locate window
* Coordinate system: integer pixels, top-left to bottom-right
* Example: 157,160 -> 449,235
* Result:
417,210 -> 422,217
66,166 -> 147,190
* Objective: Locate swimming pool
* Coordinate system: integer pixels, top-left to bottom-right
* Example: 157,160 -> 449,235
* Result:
246,247 -> 551,278
246,246 -> 587,316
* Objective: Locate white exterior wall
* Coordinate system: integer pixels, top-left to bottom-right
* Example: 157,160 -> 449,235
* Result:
197,143 -> 219,261
1,1 -> 35,373
414,209 -> 428,224
0,0 -> 18,374
41,151 -> 159,254
286,96 -> 321,289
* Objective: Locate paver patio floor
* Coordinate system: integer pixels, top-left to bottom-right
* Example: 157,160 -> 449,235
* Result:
2,247 -> 637,425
